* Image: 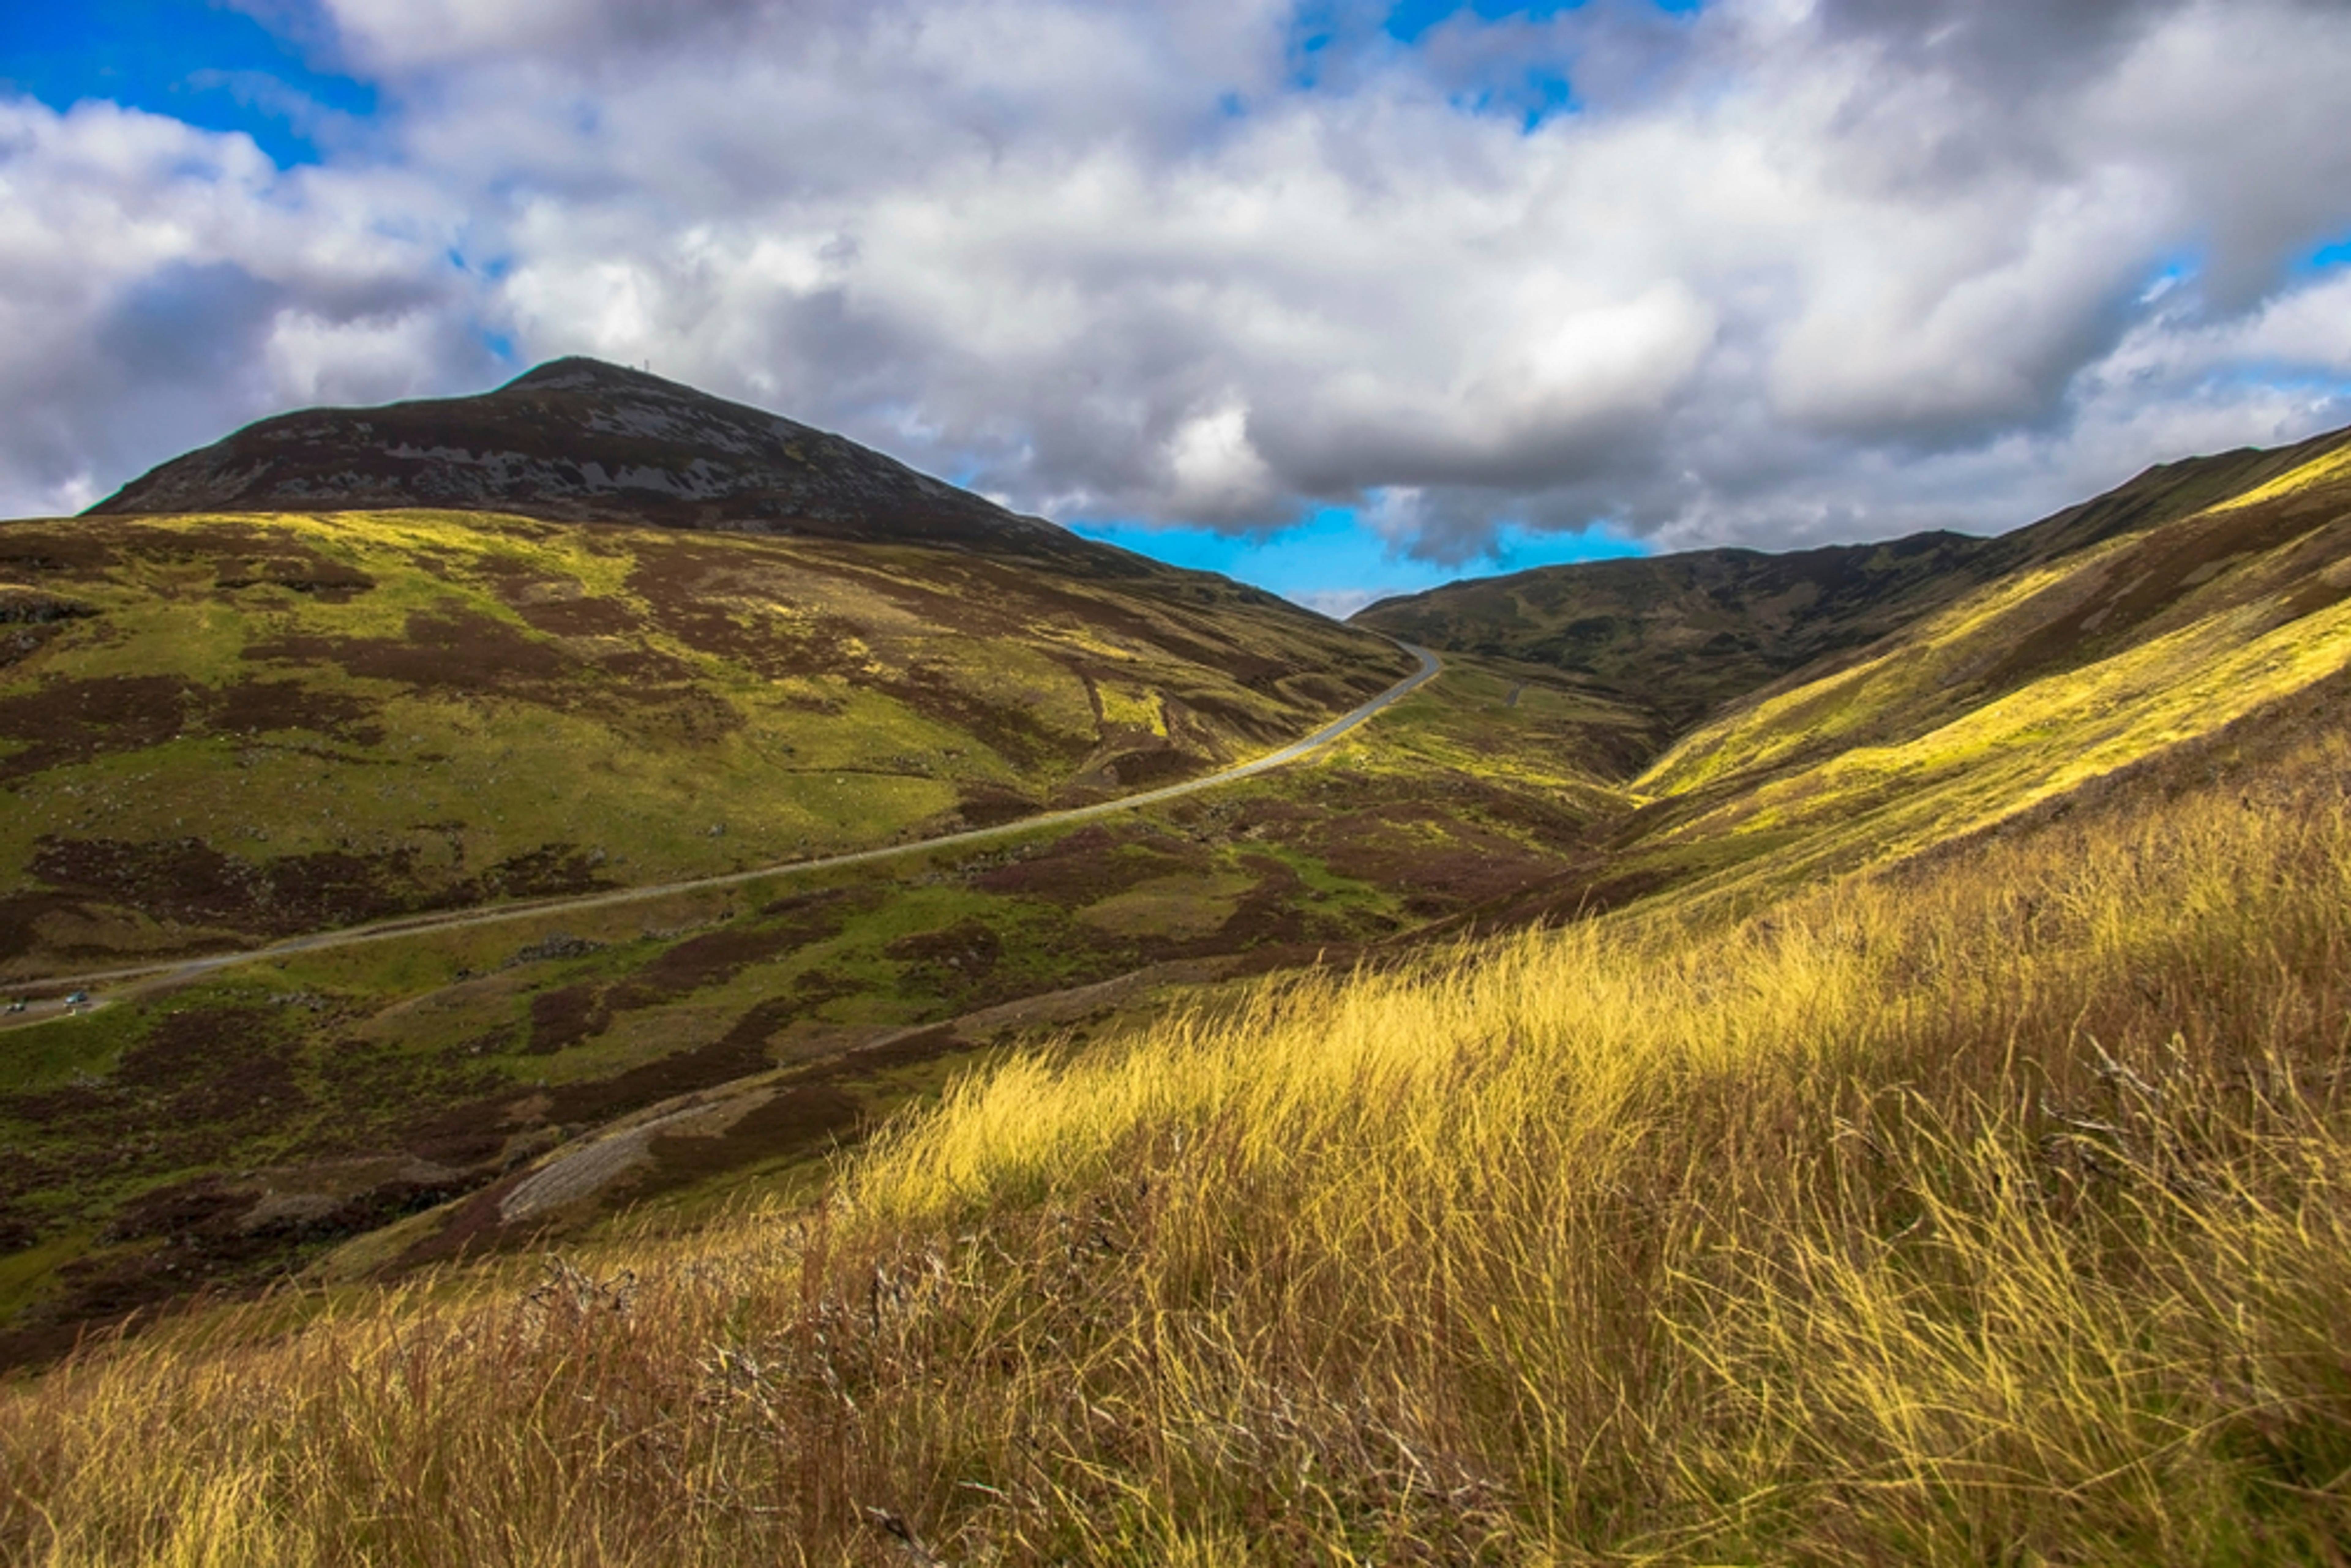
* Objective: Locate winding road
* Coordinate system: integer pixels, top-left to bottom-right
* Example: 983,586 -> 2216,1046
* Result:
3,642 -> 1442,1016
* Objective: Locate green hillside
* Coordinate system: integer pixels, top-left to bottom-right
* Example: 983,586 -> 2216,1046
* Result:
1602,428 -> 2351,911
0,507 -> 1412,976
0,511 -> 1649,1360
1367,424 -> 2351,926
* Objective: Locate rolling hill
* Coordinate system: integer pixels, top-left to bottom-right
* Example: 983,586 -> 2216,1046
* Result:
1353,423 -> 2351,730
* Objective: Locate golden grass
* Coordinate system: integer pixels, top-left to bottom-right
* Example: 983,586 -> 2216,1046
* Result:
2208,436 -> 2351,513
7,710 -> 2348,1562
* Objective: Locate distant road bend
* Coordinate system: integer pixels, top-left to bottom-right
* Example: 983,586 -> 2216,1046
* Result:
9,642 -> 1443,1008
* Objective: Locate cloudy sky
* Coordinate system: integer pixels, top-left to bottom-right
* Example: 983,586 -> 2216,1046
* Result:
5,0 -> 2351,613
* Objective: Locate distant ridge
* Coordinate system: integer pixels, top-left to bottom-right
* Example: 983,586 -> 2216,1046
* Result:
88,357 -> 1087,562
1355,423 -> 2351,729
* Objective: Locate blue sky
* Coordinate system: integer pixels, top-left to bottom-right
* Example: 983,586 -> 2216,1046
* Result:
4,0 -> 2350,612
1074,508 -> 1643,616
0,2 -> 375,167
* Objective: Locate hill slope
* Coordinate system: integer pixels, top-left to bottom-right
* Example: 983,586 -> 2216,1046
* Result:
1355,424 -> 2351,733
1412,424 -> 2351,929
0,507 -> 1412,974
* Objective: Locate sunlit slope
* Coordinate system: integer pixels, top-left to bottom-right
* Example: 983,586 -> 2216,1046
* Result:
0,508 -> 1413,973
1355,423 -> 2351,735
1605,430 -> 2351,903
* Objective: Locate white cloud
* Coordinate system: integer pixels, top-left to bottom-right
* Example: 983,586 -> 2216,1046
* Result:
8,0 -> 2351,559
1163,404 -> 1279,522
0,97 -> 485,517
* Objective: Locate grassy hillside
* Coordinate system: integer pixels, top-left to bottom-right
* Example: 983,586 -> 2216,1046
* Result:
0,507 -> 1413,975
1354,424 -> 2351,734
7,429 -> 2351,1561
4,634 -> 2344,1563
1436,425 -> 2351,928
1602,426 -> 2351,912
0,567 -> 1641,1361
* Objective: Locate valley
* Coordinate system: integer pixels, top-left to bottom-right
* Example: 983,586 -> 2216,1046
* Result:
4,364 -> 2351,1563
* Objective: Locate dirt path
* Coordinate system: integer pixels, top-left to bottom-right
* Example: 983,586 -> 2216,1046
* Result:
4,643 -> 1442,1011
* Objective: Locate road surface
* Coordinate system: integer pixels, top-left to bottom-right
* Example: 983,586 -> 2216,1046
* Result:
2,642 -> 1442,1016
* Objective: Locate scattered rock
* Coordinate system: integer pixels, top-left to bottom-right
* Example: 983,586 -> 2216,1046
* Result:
512,932 -> 604,965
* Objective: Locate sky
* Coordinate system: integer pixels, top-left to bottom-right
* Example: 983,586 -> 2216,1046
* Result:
5,1 -> 2351,615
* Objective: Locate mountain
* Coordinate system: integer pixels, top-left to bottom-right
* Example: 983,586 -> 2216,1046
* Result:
88,357 -> 1086,562
1353,424 -> 2351,734
2,361 -> 1430,977
0,363 -> 1461,1353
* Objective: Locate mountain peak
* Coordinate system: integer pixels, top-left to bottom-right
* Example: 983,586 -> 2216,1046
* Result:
498,356 -> 690,396
86,360 -> 1086,562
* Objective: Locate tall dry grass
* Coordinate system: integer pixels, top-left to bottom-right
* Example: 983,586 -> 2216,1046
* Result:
6,733 -> 2350,1564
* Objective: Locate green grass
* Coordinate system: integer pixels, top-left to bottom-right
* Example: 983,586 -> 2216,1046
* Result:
0,735 -> 1597,1335
0,508 -> 1414,977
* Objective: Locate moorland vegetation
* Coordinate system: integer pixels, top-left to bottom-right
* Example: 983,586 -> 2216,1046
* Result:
3,379 -> 2350,1562
6,586 -> 2347,1565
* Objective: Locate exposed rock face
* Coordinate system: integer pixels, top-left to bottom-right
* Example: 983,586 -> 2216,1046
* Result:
88,357 -> 1085,561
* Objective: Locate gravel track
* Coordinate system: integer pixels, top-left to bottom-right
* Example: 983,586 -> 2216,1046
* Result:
5,643 -> 1442,1011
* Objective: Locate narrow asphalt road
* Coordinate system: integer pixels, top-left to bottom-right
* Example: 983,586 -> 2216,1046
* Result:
3,642 -> 1442,1015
